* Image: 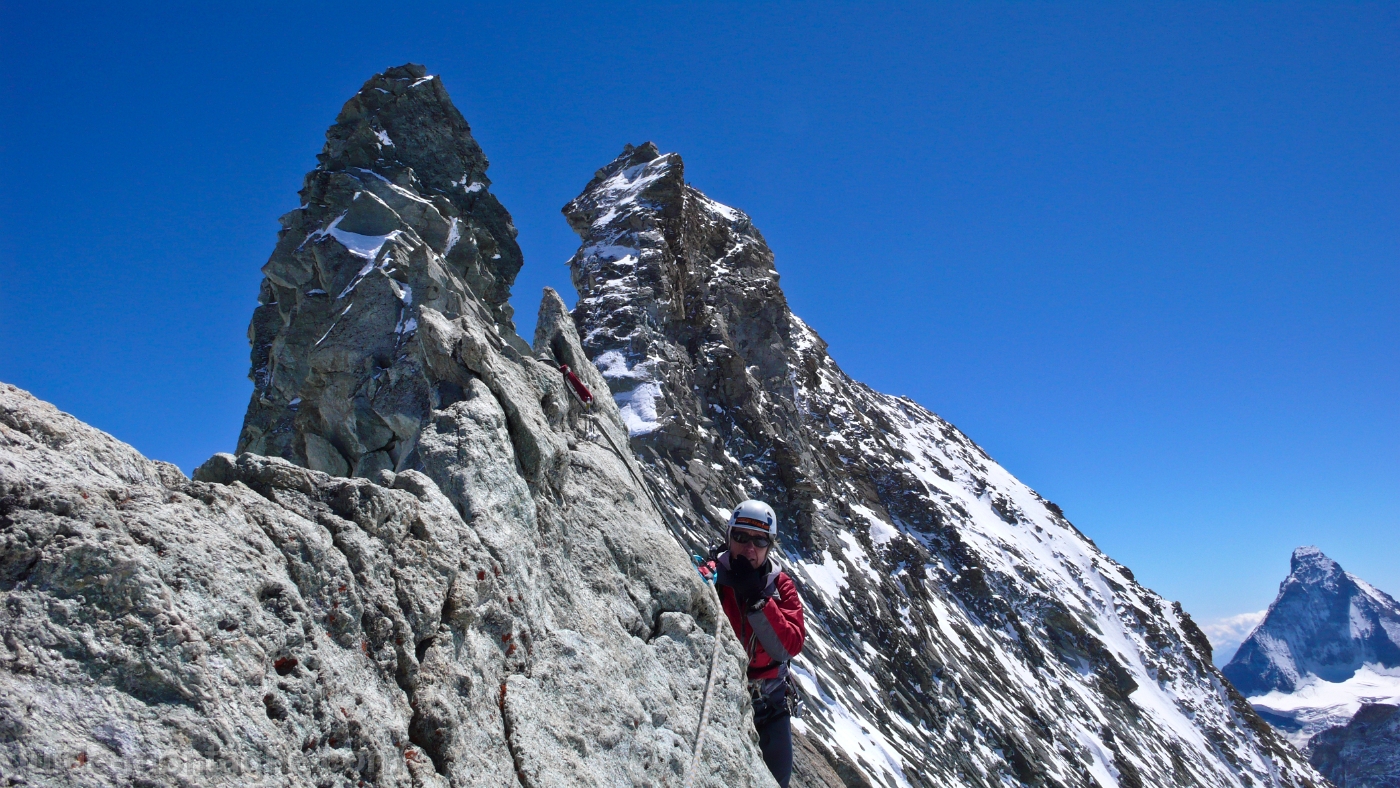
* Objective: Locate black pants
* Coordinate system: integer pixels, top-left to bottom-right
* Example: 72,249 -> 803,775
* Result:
756,711 -> 793,787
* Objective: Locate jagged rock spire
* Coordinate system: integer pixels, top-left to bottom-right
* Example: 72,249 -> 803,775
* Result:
564,142 -> 819,542
239,64 -> 529,476
316,63 -> 523,314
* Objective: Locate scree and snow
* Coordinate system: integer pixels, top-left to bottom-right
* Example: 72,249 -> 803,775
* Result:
593,350 -> 664,437
1249,665 -> 1400,749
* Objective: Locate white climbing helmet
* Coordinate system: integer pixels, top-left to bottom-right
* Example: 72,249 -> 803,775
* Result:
728,499 -> 778,538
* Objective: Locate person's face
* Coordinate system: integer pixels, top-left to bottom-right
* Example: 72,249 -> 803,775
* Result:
728,527 -> 771,567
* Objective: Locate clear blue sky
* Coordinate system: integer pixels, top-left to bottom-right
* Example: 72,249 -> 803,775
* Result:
2,2 -> 1395,627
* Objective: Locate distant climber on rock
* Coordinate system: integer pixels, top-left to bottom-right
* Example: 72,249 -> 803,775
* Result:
700,500 -> 806,788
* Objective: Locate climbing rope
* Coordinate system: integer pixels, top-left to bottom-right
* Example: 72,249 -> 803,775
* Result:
550,355 -> 695,545
589,413 -> 639,486
682,579 -> 724,787
547,355 -> 727,783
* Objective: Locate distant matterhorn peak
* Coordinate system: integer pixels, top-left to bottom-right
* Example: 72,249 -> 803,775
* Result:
563,143 -> 768,439
1226,546 -> 1400,696
1223,546 -> 1400,766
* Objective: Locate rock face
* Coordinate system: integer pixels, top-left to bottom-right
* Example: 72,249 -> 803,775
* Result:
238,63 -> 533,476
1307,703 -> 1400,788
565,143 -> 1325,788
1220,547 -> 1400,784
0,385 -> 765,787
0,66 -> 775,788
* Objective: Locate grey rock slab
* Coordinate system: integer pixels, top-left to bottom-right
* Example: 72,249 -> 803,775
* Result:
339,190 -> 404,237
2,380 -> 774,786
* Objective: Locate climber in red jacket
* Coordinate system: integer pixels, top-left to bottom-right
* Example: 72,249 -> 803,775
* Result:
704,499 -> 805,788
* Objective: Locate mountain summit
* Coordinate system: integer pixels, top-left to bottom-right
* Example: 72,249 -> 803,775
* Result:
1224,547 -> 1400,697
1221,547 -> 1400,784
564,142 -> 1322,787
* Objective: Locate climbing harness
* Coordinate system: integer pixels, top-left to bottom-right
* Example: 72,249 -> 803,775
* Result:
683,559 -> 725,788
749,668 -> 804,724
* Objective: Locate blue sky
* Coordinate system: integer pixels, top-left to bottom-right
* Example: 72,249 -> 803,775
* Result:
2,2 -> 1395,632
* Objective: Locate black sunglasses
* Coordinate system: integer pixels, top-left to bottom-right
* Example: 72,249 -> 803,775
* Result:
730,530 -> 773,549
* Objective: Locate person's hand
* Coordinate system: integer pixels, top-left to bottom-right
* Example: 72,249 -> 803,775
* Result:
727,555 -> 766,602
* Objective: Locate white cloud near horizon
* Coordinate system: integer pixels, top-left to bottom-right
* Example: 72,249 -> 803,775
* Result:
1200,610 -> 1267,667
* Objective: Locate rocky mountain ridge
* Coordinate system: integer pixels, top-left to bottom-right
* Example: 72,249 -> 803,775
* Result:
0,64 -> 771,788
0,64 -> 1329,788
564,141 -> 1324,788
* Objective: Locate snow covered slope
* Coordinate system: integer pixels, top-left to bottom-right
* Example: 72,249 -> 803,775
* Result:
564,143 -> 1323,788
1222,547 -> 1400,783
1248,666 -> 1400,749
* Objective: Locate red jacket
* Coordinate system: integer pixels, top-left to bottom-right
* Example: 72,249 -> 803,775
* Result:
715,552 -> 806,681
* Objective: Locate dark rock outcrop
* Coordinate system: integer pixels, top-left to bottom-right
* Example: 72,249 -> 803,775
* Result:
1308,703 -> 1400,788
565,143 -> 1325,788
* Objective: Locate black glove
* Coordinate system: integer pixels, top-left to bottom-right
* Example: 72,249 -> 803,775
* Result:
727,555 -> 767,605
